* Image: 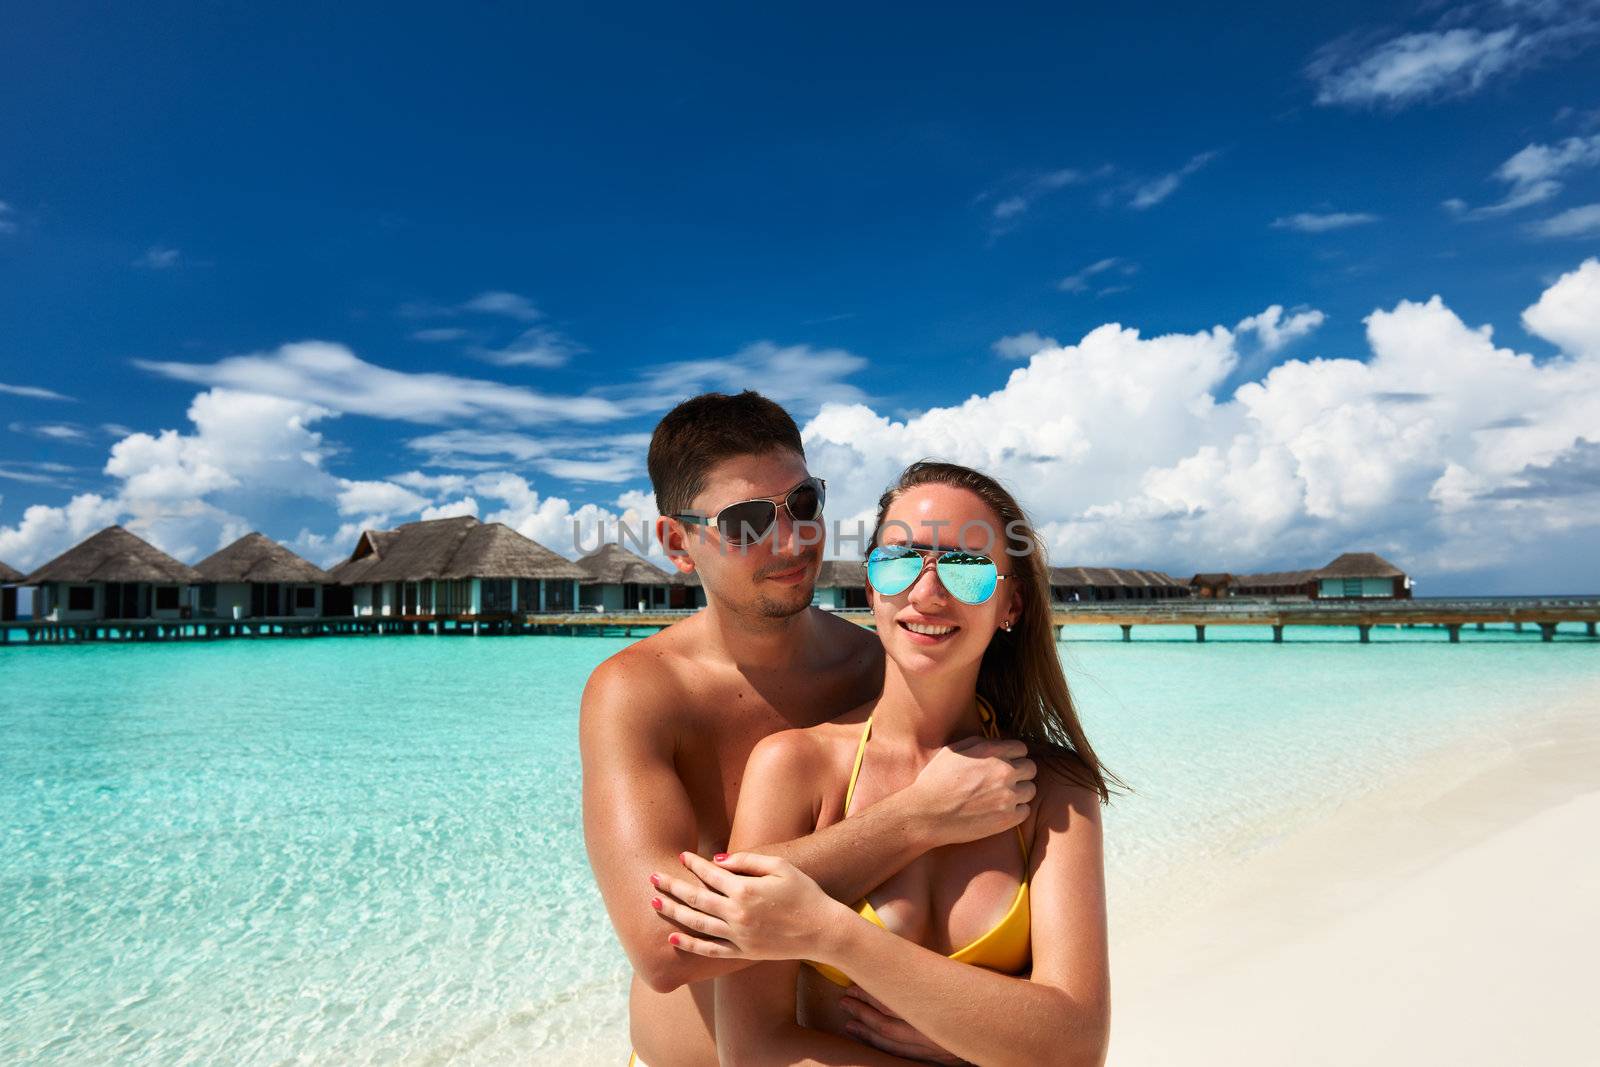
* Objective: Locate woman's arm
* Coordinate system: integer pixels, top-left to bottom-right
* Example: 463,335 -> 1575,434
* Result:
809,764 -> 1112,1067
706,732 -> 922,1067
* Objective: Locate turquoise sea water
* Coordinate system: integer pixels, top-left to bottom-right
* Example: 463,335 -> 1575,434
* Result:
3,624 -> 1597,1064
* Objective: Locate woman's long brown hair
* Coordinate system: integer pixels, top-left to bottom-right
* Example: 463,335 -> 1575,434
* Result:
868,460 -> 1128,803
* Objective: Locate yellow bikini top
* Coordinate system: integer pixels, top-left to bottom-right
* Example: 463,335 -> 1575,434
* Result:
807,695 -> 1032,987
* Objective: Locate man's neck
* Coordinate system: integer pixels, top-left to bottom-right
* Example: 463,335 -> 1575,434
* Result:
698,599 -> 817,673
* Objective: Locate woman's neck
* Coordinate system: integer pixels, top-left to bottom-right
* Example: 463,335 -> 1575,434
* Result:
870,658 -> 986,751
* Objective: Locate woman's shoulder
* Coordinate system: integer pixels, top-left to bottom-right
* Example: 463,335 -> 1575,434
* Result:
746,712 -> 867,779
1025,741 -> 1106,807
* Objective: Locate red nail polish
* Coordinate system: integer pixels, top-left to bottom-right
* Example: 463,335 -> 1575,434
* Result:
713,853 -> 729,862
649,873 -> 660,887
650,897 -> 663,910
668,934 -> 680,946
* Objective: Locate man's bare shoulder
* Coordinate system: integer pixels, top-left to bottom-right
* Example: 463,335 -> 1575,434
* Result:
580,625 -> 696,728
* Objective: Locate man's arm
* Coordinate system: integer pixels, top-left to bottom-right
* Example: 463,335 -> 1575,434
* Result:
736,728 -> 1037,906
580,654 -> 751,992
652,728 -> 1036,969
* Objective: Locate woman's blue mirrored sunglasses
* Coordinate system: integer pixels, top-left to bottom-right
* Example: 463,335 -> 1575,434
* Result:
865,543 -> 1010,605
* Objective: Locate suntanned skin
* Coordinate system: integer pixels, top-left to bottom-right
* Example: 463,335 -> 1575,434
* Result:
655,482 -> 1110,1066
582,450 -> 1036,1066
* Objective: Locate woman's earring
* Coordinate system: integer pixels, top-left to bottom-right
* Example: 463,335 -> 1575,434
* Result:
1001,619 -> 1012,632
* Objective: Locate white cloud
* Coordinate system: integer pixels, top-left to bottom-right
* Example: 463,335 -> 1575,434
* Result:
0,200 -> 16,234
0,388 -> 345,568
470,324 -> 585,368
1235,305 -> 1326,352
1448,133 -> 1600,218
411,327 -> 469,342
134,246 -> 180,269
403,428 -> 649,483
388,470 -> 473,496
983,167 -> 1101,230
992,196 -> 1028,220
336,479 -> 428,518
472,472 -> 653,561
1311,27 -> 1521,106
0,494 -> 122,572
0,465 -> 72,486
10,422 -> 89,441
625,340 -> 869,416
799,259 -> 1600,587
1310,7 -> 1600,108
134,340 -> 624,425
1270,211 -> 1380,232
1058,257 -> 1136,294
462,290 -> 543,321
992,332 -> 1060,361
1522,257 -> 1600,357
0,382 -> 73,401
419,496 -> 480,521
1530,202 -> 1600,237
1130,151 -> 1218,209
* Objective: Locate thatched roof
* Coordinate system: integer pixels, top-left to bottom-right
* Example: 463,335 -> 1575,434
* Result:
22,525 -> 202,585
329,515 -> 585,583
1231,569 -> 1318,587
1189,572 -> 1234,586
0,560 -> 22,583
577,543 -> 679,586
327,529 -> 399,584
1316,552 -> 1405,579
1051,566 -> 1186,588
194,532 -> 332,584
817,559 -> 867,588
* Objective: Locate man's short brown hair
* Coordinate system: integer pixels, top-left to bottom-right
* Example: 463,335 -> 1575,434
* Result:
647,390 -> 805,516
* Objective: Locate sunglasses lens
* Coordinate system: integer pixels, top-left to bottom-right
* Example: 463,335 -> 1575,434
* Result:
935,553 -> 999,604
787,480 -> 823,521
718,500 -> 777,545
866,546 -> 922,596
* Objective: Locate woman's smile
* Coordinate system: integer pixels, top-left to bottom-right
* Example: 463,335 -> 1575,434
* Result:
897,614 -> 962,643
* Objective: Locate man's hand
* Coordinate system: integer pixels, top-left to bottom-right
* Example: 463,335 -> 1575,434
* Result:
841,984 -> 968,1064
903,737 -> 1036,848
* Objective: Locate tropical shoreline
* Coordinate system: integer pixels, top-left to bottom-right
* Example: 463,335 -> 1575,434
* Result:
547,682 -> 1599,1065
1108,682 -> 1600,1066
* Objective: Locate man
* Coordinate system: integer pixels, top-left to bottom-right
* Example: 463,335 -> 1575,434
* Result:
581,391 -> 1037,1065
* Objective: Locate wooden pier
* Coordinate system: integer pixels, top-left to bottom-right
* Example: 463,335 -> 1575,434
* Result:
3,596 -> 1597,646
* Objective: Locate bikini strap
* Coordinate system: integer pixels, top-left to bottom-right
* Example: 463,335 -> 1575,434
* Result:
842,715 -> 874,816
976,696 -> 1033,868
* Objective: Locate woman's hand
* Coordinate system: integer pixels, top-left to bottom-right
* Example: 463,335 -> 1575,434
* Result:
648,850 -> 854,960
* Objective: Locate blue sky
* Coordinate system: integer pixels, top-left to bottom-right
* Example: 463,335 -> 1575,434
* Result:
2,2 -> 1599,593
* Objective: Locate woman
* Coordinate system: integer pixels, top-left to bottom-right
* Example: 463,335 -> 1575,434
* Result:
651,461 -> 1123,1066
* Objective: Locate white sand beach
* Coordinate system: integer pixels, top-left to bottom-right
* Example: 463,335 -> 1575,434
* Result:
1108,691 -> 1600,1067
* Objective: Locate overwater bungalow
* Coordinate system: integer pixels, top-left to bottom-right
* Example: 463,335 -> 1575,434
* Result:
577,543 -> 701,611
1228,569 -> 1319,597
1189,572 -> 1234,598
813,559 -> 869,609
1051,566 -> 1190,603
193,532 -> 339,619
1313,552 -> 1411,599
330,514 -> 586,618
1,560 -> 21,621
1192,552 -> 1411,600
22,525 -> 201,621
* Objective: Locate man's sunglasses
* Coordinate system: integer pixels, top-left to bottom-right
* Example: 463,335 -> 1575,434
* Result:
671,477 -> 826,546
865,543 -> 1011,605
